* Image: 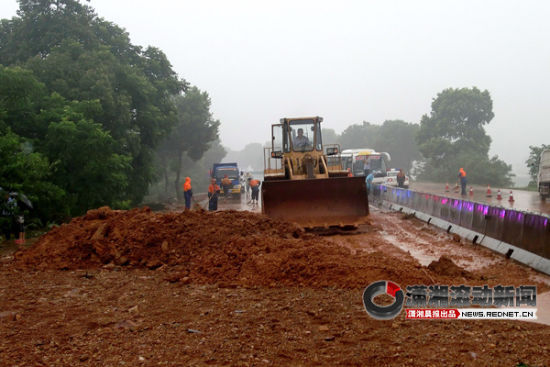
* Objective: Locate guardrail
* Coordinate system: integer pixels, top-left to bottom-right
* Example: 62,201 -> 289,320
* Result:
371,185 -> 550,261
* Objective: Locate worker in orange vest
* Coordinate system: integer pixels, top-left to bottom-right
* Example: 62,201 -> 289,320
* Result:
347,168 -> 353,177
183,177 -> 192,210
458,168 -> 467,196
208,178 -> 221,211
248,178 -> 260,206
221,174 -> 232,199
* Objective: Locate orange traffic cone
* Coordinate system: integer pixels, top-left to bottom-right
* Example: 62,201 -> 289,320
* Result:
445,183 -> 450,192
496,189 -> 502,200
486,185 -> 492,197
469,187 -> 474,196
454,183 -> 459,193
508,190 -> 514,202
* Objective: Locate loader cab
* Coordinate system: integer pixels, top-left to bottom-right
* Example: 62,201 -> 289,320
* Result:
271,117 -> 323,157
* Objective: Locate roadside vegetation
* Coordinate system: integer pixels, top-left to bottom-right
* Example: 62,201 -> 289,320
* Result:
0,0 -> 218,226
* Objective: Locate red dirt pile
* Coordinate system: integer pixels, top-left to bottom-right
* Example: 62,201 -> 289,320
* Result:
427,255 -> 471,277
15,207 -> 433,288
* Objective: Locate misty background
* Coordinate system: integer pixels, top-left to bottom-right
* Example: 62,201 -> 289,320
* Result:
1,0 -> 549,186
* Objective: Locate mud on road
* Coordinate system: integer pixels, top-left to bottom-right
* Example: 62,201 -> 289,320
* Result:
1,206 -> 549,366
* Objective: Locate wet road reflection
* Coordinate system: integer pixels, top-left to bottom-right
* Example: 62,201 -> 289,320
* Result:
410,182 -> 550,215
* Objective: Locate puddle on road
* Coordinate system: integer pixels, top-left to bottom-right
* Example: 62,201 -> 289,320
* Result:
200,196 -> 261,213
379,231 -> 550,326
378,229 -> 499,271
379,231 -> 439,266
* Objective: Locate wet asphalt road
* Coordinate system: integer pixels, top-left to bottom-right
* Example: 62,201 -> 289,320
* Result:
410,182 -> 550,215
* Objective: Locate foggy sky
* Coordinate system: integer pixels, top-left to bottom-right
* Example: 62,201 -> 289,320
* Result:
1,0 -> 549,181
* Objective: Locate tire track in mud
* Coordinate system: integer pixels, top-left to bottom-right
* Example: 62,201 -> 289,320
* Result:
330,208 -> 550,326
376,212 -> 501,271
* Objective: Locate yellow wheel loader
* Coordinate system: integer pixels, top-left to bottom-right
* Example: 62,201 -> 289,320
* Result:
262,116 -> 369,228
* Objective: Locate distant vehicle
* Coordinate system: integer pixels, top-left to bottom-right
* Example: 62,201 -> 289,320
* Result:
538,149 -> 550,199
384,169 -> 410,188
339,149 -> 391,184
211,162 -> 242,199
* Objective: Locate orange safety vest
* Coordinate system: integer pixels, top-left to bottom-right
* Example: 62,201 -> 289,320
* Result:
183,177 -> 192,191
250,179 -> 259,188
208,183 -> 220,193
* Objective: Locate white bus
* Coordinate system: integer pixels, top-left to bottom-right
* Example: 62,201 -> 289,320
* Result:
339,149 -> 391,183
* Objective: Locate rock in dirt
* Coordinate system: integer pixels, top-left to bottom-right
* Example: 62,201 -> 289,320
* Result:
427,256 -> 472,278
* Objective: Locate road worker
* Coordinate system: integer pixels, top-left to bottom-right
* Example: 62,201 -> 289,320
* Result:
458,168 -> 467,196
249,178 -> 260,207
221,174 -> 232,199
208,178 -> 221,211
183,177 -> 192,210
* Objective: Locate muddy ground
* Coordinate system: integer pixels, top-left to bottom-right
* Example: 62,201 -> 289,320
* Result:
0,204 -> 549,366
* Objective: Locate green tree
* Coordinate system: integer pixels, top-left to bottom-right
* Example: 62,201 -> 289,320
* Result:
336,120 -> 421,172
339,121 -> 379,149
0,65 -> 48,140
0,0 -> 186,205
0,65 -> 132,218
44,118 -> 131,214
416,87 -> 513,186
374,120 -> 420,172
0,128 -> 66,223
156,87 -> 220,200
526,144 -> 550,186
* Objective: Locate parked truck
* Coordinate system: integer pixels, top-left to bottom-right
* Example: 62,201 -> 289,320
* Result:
211,162 -> 243,200
538,149 -> 550,199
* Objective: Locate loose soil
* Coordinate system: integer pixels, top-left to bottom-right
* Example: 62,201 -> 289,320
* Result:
1,205 -> 549,366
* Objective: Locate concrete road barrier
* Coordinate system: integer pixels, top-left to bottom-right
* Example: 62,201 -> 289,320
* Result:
372,185 -> 550,274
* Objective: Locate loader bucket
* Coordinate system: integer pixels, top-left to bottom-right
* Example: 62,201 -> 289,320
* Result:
261,176 -> 369,228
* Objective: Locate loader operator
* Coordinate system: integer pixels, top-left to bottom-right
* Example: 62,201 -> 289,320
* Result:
293,128 -> 310,150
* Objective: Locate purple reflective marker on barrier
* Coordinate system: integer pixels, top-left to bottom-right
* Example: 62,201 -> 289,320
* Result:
483,206 -> 489,216
441,198 -> 448,205
499,209 -> 506,219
